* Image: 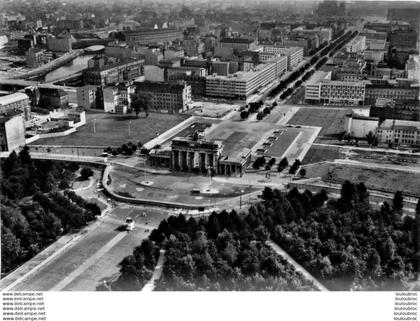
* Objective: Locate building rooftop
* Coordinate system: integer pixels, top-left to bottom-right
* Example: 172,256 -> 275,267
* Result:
306,70 -> 331,85
379,119 -> 420,131
220,38 -> 254,44
207,62 -> 277,82
220,147 -> 251,164
123,28 -> 180,35
0,92 -> 29,106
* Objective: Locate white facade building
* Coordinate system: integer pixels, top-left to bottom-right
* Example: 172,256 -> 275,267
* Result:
263,46 -> 303,70
205,56 -> 287,99
346,36 -> 366,53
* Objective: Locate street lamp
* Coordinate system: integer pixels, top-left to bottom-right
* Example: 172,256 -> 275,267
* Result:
240,189 -> 244,209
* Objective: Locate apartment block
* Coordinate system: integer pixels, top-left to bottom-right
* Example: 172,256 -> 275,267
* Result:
263,46 -> 303,70
134,81 -> 191,114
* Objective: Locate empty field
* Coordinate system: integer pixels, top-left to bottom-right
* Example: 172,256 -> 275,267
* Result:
303,145 -> 344,164
31,111 -> 189,147
305,162 -> 420,197
288,108 -> 350,142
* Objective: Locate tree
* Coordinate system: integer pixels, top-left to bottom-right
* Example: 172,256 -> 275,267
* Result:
393,191 -> 404,212
131,92 -> 153,118
240,110 -> 249,120
300,168 -> 306,177
19,146 -> 32,165
80,167 -> 94,180
366,131 -> 375,145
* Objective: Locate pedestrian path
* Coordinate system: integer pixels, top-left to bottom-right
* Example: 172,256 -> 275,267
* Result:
266,240 -> 328,291
142,249 -> 166,291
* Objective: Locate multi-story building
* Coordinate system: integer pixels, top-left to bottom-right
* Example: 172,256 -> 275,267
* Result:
47,35 -> 72,53
406,55 -> 420,80
171,135 -> 223,173
305,71 -> 366,105
292,26 -> 333,43
182,39 -> 205,57
263,46 -> 303,70
77,85 -> 98,109
211,61 -> 230,76
376,119 -> 420,146
0,93 -> 31,120
25,48 -> 49,68
389,30 -> 418,50
219,38 -> 255,51
345,36 -> 366,53
365,79 -> 420,104
166,66 -> 207,79
282,36 -> 318,56
0,113 -> 26,152
103,86 -> 120,113
370,99 -> 420,121
123,29 -> 183,46
134,81 -> 191,113
39,88 -> 69,108
82,55 -> 144,86
205,56 -> 287,100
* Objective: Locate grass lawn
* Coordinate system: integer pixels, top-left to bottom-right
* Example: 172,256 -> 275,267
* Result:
305,162 -> 420,197
288,108 -> 349,142
33,111 -> 189,147
303,145 -> 344,164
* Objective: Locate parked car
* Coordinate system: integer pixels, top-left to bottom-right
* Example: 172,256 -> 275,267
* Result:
124,217 -> 134,231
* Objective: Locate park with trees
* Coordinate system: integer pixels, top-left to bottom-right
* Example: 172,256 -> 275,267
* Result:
111,178 -> 419,291
1,147 -> 101,275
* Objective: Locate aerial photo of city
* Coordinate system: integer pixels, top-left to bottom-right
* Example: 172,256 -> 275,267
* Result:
0,0 -> 419,293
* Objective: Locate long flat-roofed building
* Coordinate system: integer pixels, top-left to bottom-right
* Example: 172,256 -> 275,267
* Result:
82,55 -> 144,86
123,29 -> 183,46
365,79 -> 420,104
0,92 -> 31,120
205,56 -> 287,100
305,70 -> 366,105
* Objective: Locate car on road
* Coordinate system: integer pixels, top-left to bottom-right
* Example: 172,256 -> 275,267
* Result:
124,217 -> 134,231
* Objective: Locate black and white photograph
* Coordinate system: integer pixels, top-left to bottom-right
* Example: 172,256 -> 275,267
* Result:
0,0 -> 419,319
